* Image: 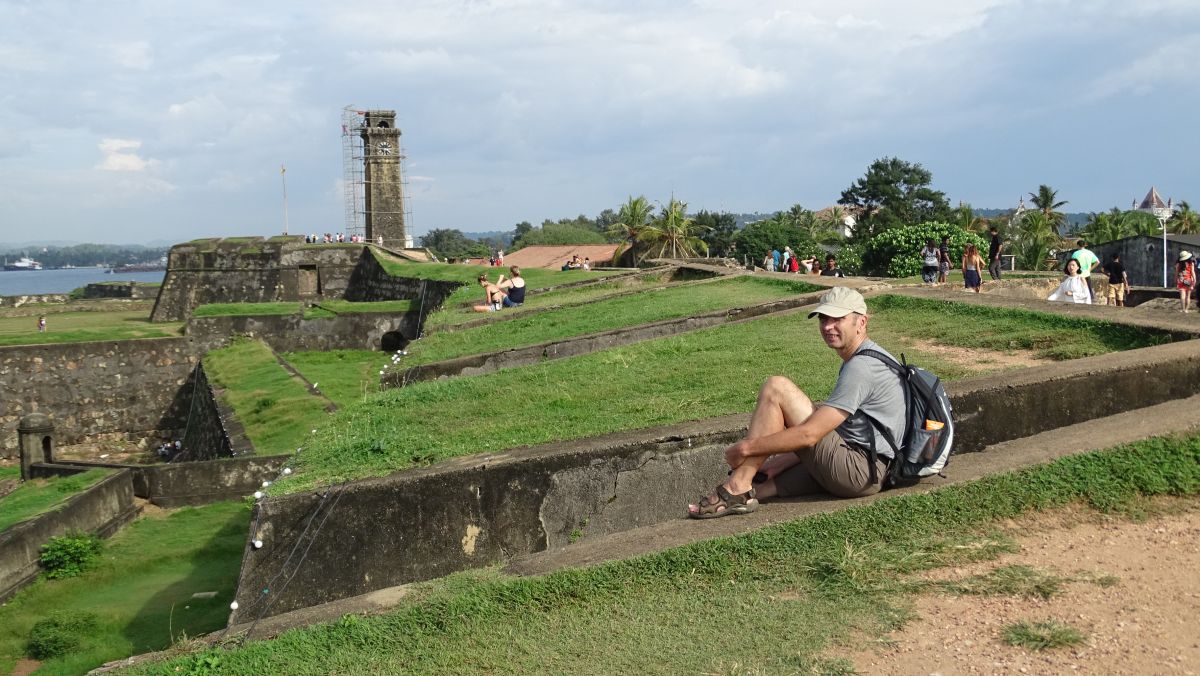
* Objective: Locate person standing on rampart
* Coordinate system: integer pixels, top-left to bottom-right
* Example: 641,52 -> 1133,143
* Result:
1177,251 -> 1196,313
988,226 -> 1004,281
1070,240 -> 1099,303
1102,253 -> 1130,307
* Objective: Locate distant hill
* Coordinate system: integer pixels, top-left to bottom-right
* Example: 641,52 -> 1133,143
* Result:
975,208 -> 1090,228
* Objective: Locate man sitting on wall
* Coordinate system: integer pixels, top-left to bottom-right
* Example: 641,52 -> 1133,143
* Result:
688,287 -> 905,518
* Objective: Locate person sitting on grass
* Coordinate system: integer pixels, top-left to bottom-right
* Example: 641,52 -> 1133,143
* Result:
472,274 -> 506,312
688,287 -> 905,518
496,265 -> 526,308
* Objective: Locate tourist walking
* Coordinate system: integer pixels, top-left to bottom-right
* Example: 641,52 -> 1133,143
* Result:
771,248 -> 781,272
988,226 -> 1004,280
819,255 -> 844,278
37,316 -> 46,332
938,235 -> 951,284
961,244 -> 984,293
1070,240 -> 1100,302
1177,251 -> 1196,313
1048,259 -> 1091,304
1102,253 -> 1130,307
920,239 -> 940,284
762,252 -> 775,272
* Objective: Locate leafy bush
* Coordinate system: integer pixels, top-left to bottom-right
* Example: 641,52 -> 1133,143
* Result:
861,222 -> 987,277
835,242 -> 865,275
40,531 -> 103,579
26,610 -> 99,659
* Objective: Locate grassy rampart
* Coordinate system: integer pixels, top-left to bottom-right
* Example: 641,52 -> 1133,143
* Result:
128,433 -> 1200,674
0,470 -> 111,533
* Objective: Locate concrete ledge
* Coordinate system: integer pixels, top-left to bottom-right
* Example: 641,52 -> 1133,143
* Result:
0,469 -> 140,601
57,455 -> 290,508
230,337 -> 1200,622
383,291 -> 826,387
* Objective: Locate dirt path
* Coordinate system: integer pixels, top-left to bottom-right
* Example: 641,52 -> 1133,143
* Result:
844,504 -> 1200,675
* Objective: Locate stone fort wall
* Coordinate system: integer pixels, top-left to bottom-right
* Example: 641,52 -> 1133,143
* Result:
150,237 -> 362,322
0,335 -> 224,458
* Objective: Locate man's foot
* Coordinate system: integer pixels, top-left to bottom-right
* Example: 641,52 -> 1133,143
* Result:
688,484 -> 758,519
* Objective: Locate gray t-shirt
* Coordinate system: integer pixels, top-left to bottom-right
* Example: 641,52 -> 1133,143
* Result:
822,339 -> 906,459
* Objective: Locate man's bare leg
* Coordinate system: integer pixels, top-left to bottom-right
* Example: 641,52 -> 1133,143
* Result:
690,376 -> 816,513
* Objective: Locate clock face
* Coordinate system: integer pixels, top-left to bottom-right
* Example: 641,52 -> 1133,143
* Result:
377,141 -> 393,155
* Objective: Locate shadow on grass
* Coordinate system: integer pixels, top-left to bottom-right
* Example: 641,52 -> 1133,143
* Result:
117,504 -> 250,654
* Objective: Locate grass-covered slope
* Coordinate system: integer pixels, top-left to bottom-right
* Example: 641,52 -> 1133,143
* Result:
267,296 -> 1174,494
402,275 -> 821,367
0,470 -> 111,533
131,434 -> 1200,675
0,501 -> 249,675
202,339 -> 333,456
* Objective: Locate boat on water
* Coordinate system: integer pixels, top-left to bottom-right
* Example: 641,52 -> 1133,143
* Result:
3,256 -> 43,271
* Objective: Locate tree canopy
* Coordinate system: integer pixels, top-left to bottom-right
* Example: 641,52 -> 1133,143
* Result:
838,157 -> 951,239
418,229 -> 489,259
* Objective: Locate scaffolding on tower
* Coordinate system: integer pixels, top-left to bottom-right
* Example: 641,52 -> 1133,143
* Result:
341,106 -> 366,238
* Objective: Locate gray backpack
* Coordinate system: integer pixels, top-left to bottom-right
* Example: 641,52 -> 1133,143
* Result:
856,349 -> 955,488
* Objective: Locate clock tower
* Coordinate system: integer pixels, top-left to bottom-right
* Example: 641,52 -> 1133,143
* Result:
360,110 -> 408,248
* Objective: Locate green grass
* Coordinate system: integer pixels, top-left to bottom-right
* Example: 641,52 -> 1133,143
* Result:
266,297 -> 1174,492
191,303 -> 301,318
0,465 -> 20,481
203,339 -> 333,456
312,300 -> 412,315
0,501 -> 250,674
372,252 -> 619,307
0,311 -> 182,346
128,433 -> 1200,675
403,275 -> 822,368
868,294 -> 1173,360
1002,620 -> 1087,651
0,470 -> 111,533
284,350 -> 386,406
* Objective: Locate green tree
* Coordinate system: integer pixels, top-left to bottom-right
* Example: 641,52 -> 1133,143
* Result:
639,198 -> 708,259
1082,210 -> 1127,245
513,221 -> 533,241
861,222 -> 986,278
694,210 -> 738,257
838,157 -> 951,239
418,229 -> 489,259
513,221 -> 606,249
1012,211 -> 1060,270
608,195 -> 655,264
1170,201 -> 1200,235
1028,185 -> 1068,230
733,218 -> 816,264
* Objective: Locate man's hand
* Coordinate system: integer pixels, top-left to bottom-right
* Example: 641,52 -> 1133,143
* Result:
724,440 -> 751,468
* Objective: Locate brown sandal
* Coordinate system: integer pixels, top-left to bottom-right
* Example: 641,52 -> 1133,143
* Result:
688,484 -> 758,519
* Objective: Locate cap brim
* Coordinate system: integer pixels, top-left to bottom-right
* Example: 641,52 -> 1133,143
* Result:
808,304 -> 854,319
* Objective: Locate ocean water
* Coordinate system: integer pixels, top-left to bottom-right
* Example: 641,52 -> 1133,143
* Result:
0,268 -> 166,296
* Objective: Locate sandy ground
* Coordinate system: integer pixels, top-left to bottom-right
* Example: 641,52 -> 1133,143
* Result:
897,338 -> 1050,371
843,503 -> 1200,675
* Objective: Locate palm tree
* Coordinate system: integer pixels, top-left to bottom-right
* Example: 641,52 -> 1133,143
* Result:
1014,211 -> 1059,270
639,197 -> 708,259
1082,210 -> 1127,245
607,195 -> 654,264
1170,201 -> 1200,235
953,202 -> 988,234
1029,185 -> 1068,230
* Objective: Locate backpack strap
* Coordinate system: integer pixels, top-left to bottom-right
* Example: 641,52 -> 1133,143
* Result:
849,349 -> 910,486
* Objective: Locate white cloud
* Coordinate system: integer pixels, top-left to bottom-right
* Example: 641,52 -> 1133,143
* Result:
96,138 -> 153,172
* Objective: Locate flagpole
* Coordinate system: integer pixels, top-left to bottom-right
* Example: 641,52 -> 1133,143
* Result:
281,164 -> 289,235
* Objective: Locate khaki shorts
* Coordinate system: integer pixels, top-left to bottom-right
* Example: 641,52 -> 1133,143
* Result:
773,429 -> 887,499
1107,284 -> 1126,303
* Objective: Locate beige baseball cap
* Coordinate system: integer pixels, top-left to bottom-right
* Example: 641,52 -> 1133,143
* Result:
808,286 -> 868,319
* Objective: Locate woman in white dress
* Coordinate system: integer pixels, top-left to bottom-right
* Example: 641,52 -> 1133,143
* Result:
1047,259 -> 1091,304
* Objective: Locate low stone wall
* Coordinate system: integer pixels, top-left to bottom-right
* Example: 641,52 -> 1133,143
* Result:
0,469 -> 140,601
344,248 -> 463,319
0,294 -> 69,307
231,338 -> 1200,621
0,335 -> 224,458
384,292 -> 825,386
188,310 -> 420,353
58,455 -> 291,508
82,282 -> 159,300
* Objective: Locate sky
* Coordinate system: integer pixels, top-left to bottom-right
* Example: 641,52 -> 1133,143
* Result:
1,0 -> 1197,245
